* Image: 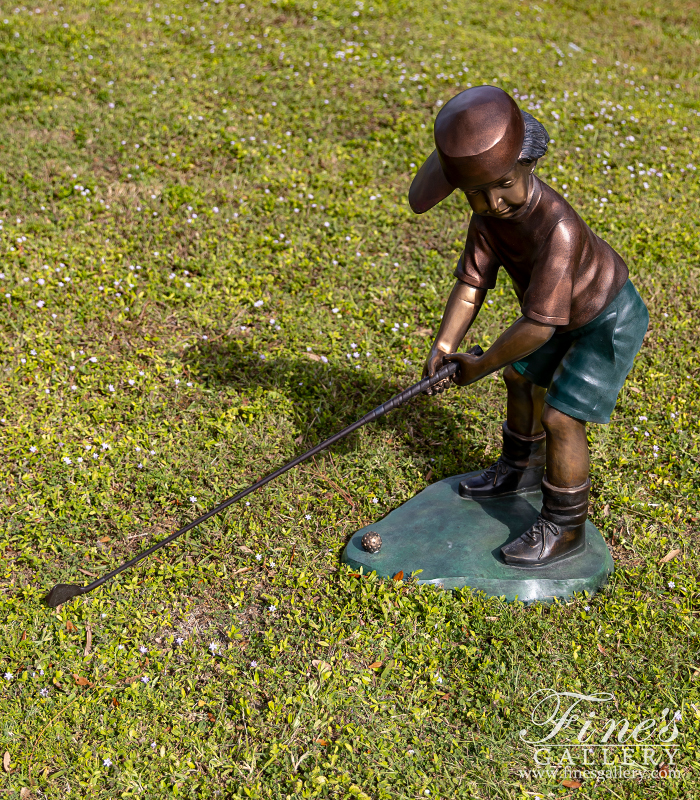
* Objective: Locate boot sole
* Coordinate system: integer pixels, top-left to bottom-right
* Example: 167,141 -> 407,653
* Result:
500,540 -> 586,568
459,484 -> 542,500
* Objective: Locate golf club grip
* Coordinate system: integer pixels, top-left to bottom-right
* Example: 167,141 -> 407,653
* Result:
81,350 -> 480,593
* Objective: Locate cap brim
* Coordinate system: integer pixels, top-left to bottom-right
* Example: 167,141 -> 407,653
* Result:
408,149 -> 455,214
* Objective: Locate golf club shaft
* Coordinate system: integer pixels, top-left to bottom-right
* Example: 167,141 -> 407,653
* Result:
80,360 -> 462,594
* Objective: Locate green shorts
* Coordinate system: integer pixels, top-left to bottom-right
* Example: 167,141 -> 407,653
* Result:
512,279 -> 648,424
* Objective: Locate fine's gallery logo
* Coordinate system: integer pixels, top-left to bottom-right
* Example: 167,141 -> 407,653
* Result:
519,689 -> 681,776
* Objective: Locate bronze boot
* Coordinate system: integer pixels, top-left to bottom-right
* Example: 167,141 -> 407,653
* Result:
459,422 -> 546,499
500,478 -> 590,567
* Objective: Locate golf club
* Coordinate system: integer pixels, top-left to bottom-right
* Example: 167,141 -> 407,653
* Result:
44,350 -> 480,608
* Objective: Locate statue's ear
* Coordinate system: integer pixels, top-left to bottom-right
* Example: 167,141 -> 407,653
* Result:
518,157 -> 538,173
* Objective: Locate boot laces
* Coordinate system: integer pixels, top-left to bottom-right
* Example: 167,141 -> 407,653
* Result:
523,516 -> 561,559
481,459 -> 509,486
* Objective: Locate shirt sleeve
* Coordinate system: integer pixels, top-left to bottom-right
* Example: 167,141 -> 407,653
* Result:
454,216 -> 501,289
521,219 -> 583,327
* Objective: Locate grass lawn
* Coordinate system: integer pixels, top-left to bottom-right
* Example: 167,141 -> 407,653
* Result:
1,0 -> 699,797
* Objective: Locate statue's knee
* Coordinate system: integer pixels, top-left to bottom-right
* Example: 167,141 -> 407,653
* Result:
503,364 -> 527,390
503,364 -> 535,395
542,404 -> 581,435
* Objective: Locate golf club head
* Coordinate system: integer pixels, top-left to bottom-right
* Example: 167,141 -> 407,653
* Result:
44,584 -> 85,608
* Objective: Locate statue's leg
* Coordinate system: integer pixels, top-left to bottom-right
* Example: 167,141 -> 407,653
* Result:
501,403 -> 590,567
459,366 -> 547,498
506,364 -> 547,438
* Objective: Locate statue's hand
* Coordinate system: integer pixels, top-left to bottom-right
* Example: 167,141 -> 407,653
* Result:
443,351 -> 484,387
422,347 -> 451,395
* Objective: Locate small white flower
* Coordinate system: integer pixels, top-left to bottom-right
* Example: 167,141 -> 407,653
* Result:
36,300 -> 45,308
250,660 -> 258,668
151,741 -> 156,748
269,604 -> 277,612
305,514 -> 311,520
209,641 -> 219,653
39,687 -> 49,697
255,553 -> 262,561
103,757 -> 113,767
141,675 -> 149,684
331,307 -> 339,314
190,496 -> 197,503
668,581 -> 675,589
269,560 -> 275,567
253,299 -> 264,307
176,637 -> 184,645
372,498 -> 378,504
584,605 -> 591,611
139,645 -> 147,654
4,672 -> 13,680
674,710 -> 682,721
30,445 -> 38,453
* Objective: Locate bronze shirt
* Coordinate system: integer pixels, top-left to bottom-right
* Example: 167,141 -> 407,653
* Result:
454,176 -> 629,332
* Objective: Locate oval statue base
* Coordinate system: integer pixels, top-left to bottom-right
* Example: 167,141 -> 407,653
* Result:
341,472 -> 613,603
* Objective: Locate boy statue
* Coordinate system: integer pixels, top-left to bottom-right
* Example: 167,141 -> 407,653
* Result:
410,85 -> 648,568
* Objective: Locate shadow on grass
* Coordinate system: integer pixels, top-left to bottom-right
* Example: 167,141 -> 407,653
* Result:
183,339 -> 490,476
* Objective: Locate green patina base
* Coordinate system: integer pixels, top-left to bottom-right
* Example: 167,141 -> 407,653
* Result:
342,472 -> 614,603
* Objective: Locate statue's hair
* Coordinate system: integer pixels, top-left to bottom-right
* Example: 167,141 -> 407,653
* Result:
518,111 -> 550,162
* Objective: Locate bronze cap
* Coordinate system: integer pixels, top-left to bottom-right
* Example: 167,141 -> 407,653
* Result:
409,86 -> 525,214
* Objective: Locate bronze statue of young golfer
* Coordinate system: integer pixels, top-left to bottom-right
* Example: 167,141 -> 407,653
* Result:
411,85 -> 648,568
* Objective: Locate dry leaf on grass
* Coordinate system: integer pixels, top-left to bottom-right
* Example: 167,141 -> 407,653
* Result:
83,624 -> 92,657
238,545 -> 254,555
368,661 -> 382,669
3,751 -> 10,773
72,674 -> 93,687
392,571 -> 404,581
660,548 -> 681,563
561,779 -> 582,788
231,567 -> 251,576
66,620 -> 77,632
658,764 -> 669,777
311,660 -> 331,672
305,352 -> 321,361
597,643 -> 607,655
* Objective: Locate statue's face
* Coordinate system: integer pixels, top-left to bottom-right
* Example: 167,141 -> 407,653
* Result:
461,160 -> 535,219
